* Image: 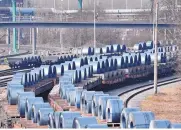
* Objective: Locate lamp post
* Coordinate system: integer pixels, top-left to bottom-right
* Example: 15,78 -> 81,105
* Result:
93,0 -> 96,48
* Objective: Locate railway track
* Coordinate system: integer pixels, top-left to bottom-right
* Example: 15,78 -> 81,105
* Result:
0,68 -> 32,77
0,77 -> 12,87
0,68 -> 32,88
120,77 -> 181,108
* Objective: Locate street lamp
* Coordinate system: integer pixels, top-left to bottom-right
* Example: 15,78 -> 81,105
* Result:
93,0 -> 96,48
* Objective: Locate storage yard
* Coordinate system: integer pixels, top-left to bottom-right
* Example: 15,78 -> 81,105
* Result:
0,0 -> 181,129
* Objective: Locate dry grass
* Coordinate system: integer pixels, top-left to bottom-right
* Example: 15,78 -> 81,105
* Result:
141,82 -> 181,123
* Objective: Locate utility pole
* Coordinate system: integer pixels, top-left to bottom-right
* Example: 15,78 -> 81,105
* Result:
93,0 -> 96,48
12,0 -> 17,53
60,0 -> 63,52
154,0 -> 158,94
18,4 -> 21,50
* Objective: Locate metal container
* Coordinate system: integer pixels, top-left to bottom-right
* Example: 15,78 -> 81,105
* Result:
128,111 -> 155,128
72,117 -> 98,128
59,111 -> 81,128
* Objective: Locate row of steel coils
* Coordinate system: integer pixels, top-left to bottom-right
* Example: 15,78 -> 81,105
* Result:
7,74 -> 181,129
72,44 -> 127,55
9,56 -> 42,69
9,54 -> 78,69
133,41 -> 179,52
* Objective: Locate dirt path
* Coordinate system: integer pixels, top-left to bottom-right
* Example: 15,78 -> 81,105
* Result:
141,82 -> 181,123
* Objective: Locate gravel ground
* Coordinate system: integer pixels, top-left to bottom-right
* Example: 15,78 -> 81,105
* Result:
141,81 -> 181,123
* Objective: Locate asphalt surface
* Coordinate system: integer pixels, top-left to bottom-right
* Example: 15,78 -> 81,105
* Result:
105,75 -> 179,96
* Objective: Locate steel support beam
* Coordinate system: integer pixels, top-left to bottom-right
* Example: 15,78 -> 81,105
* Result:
0,22 -> 177,28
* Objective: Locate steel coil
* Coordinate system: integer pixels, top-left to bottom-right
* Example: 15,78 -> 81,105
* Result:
64,70 -> 78,83
17,92 -> 35,117
84,91 -> 104,114
80,91 -> 95,111
102,47 -> 109,54
89,62 -> 101,74
98,96 -> 119,120
172,123 -> 181,128
120,45 -> 126,52
113,44 -> 121,52
95,48 -> 103,54
65,87 -> 76,100
60,84 -> 75,99
120,108 -> 140,128
140,53 -> 147,65
140,42 -> 146,50
172,45 -> 179,52
82,47 -> 91,55
48,112 -> 55,128
106,99 -> 124,123
40,65 -> 50,77
99,60 -> 106,73
72,117 -> 98,128
128,111 -> 155,128
65,61 -> 76,70
92,94 -> 109,116
61,63 -> 71,71
85,124 -> 108,128
146,41 -> 153,49
37,108 -> 54,126
133,43 -> 142,50
75,89 -> 84,109
32,103 -> 51,123
59,111 -> 81,128
112,56 -> 124,69
106,45 -> 113,53
78,67 -> 87,80
73,58 -> 84,68
25,97 -> 44,120
107,58 -> 114,71
8,86 -> 24,105
68,87 -> 83,106
52,65 -> 64,75
54,111 -> 62,128
149,120 -> 171,128
82,65 -> 92,78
